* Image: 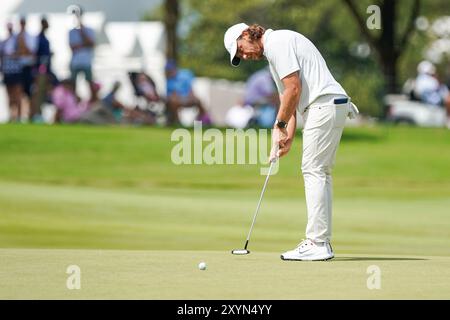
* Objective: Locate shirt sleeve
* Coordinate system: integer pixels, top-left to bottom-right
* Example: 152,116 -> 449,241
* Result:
27,34 -> 38,53
87,28 -> 96,42
270,39 -> 300,80
268,64 -> 283,94
68,30 -> 75,46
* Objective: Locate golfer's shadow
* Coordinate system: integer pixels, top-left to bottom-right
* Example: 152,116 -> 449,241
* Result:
334,257 -> 428,261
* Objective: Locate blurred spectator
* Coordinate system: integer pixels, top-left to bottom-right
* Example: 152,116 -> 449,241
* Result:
244,67 -> 279,128
413,60 -> 449,107
445,65 -> 450,90
74,81 -> 121,125
53,80 -> 123,125
16,16 -> 37,104
30,16 -> 57,122
102,80 -> 155,125
135,72 -> 160,103
165,60 -> 211,125
0,22 -> 23,122
444,65 -> 450,129
101,81 -> 124,122
244,67 -> 278,106
51,79 -> 90,123
225,103 -> 254,129
68,6 -> 96,99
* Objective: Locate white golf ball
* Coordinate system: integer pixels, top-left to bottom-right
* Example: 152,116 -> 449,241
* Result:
198,262 -> 207,270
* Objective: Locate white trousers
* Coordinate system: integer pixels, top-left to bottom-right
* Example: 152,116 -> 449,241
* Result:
301,95 -> 349,243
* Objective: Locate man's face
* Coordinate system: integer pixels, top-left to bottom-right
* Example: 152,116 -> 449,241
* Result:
42,19 -> 49,30
236,33 -> 264,61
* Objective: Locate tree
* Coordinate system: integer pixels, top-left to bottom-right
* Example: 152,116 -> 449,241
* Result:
175,0 -> 447,116
164,0 -> 180,62
181,0 -> 327,81
342,0 -> 421,93
181,0 -> 386,115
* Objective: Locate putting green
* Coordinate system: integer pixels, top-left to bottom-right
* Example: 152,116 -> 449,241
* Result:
0,248 -> 449,299
0,124 -> 449,299
0,180 -> 449,256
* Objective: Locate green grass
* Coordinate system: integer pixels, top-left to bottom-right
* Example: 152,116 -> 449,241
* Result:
1,249 -> 449,299
0,123 -> 449,199
0,123 -> 449,299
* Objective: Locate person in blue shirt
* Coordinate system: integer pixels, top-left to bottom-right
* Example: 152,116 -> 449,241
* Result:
244,67 -> 279,128
68,6 -> 95,99
30,16 -> 57,121
165,60 -> 210,125
36,17 -> 51,70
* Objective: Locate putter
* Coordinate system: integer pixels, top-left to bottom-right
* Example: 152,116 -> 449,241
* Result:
232,150 -> 278,255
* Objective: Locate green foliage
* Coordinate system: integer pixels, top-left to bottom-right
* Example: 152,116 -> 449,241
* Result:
181,0 -> 335,81
171,0 -> 448,116
178,0 -> 384,114
141,4 -> 165,21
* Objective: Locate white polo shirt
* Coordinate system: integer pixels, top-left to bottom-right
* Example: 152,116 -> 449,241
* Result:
263,29 -> 347,113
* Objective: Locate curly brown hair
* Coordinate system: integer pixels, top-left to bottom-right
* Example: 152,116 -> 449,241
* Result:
242,24 -> 265,41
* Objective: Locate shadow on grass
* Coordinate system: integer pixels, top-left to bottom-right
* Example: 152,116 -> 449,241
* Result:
334,257 -> 428,261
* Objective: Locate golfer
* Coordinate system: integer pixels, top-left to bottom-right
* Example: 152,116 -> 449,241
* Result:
224,23 -> 358,261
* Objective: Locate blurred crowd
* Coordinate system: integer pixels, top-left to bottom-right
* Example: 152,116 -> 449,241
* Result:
3,10 -> 448,129
0,6 -> 280,129
0,9 -> 214,127
225,67 -> 278,129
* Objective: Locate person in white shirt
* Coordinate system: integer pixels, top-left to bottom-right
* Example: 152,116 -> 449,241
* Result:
1,22 -> 24,121
224,23 -> 358,261
414,60 -> 449,107
16,16 -> 37,99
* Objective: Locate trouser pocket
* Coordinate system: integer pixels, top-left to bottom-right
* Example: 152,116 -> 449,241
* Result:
334,104 -> 348,129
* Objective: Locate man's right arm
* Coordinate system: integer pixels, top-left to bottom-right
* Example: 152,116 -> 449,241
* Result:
70,28 -> 95,52
79,27 -> 95,48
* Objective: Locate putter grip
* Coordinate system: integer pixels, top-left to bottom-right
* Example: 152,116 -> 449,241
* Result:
271,144 -> 280,163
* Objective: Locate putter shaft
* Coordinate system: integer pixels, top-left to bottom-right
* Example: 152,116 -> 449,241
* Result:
244,159 -> 275,245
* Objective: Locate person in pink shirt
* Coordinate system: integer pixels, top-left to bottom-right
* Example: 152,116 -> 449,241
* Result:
52,79 -> 89,123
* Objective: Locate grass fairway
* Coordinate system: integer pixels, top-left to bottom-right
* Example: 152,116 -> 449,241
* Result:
0,124 -> 449,299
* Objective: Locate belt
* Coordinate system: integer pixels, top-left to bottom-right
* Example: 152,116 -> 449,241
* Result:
303,95 -> 349,113
334,98 -> 348,104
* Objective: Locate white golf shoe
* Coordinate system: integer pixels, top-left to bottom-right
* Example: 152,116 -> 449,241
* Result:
280,239 -> 334,261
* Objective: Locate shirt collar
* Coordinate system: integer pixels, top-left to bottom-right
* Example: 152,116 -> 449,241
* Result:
263,29 -> 274,57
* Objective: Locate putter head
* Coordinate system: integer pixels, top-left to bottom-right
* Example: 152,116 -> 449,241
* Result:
231,249 -> 250,255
